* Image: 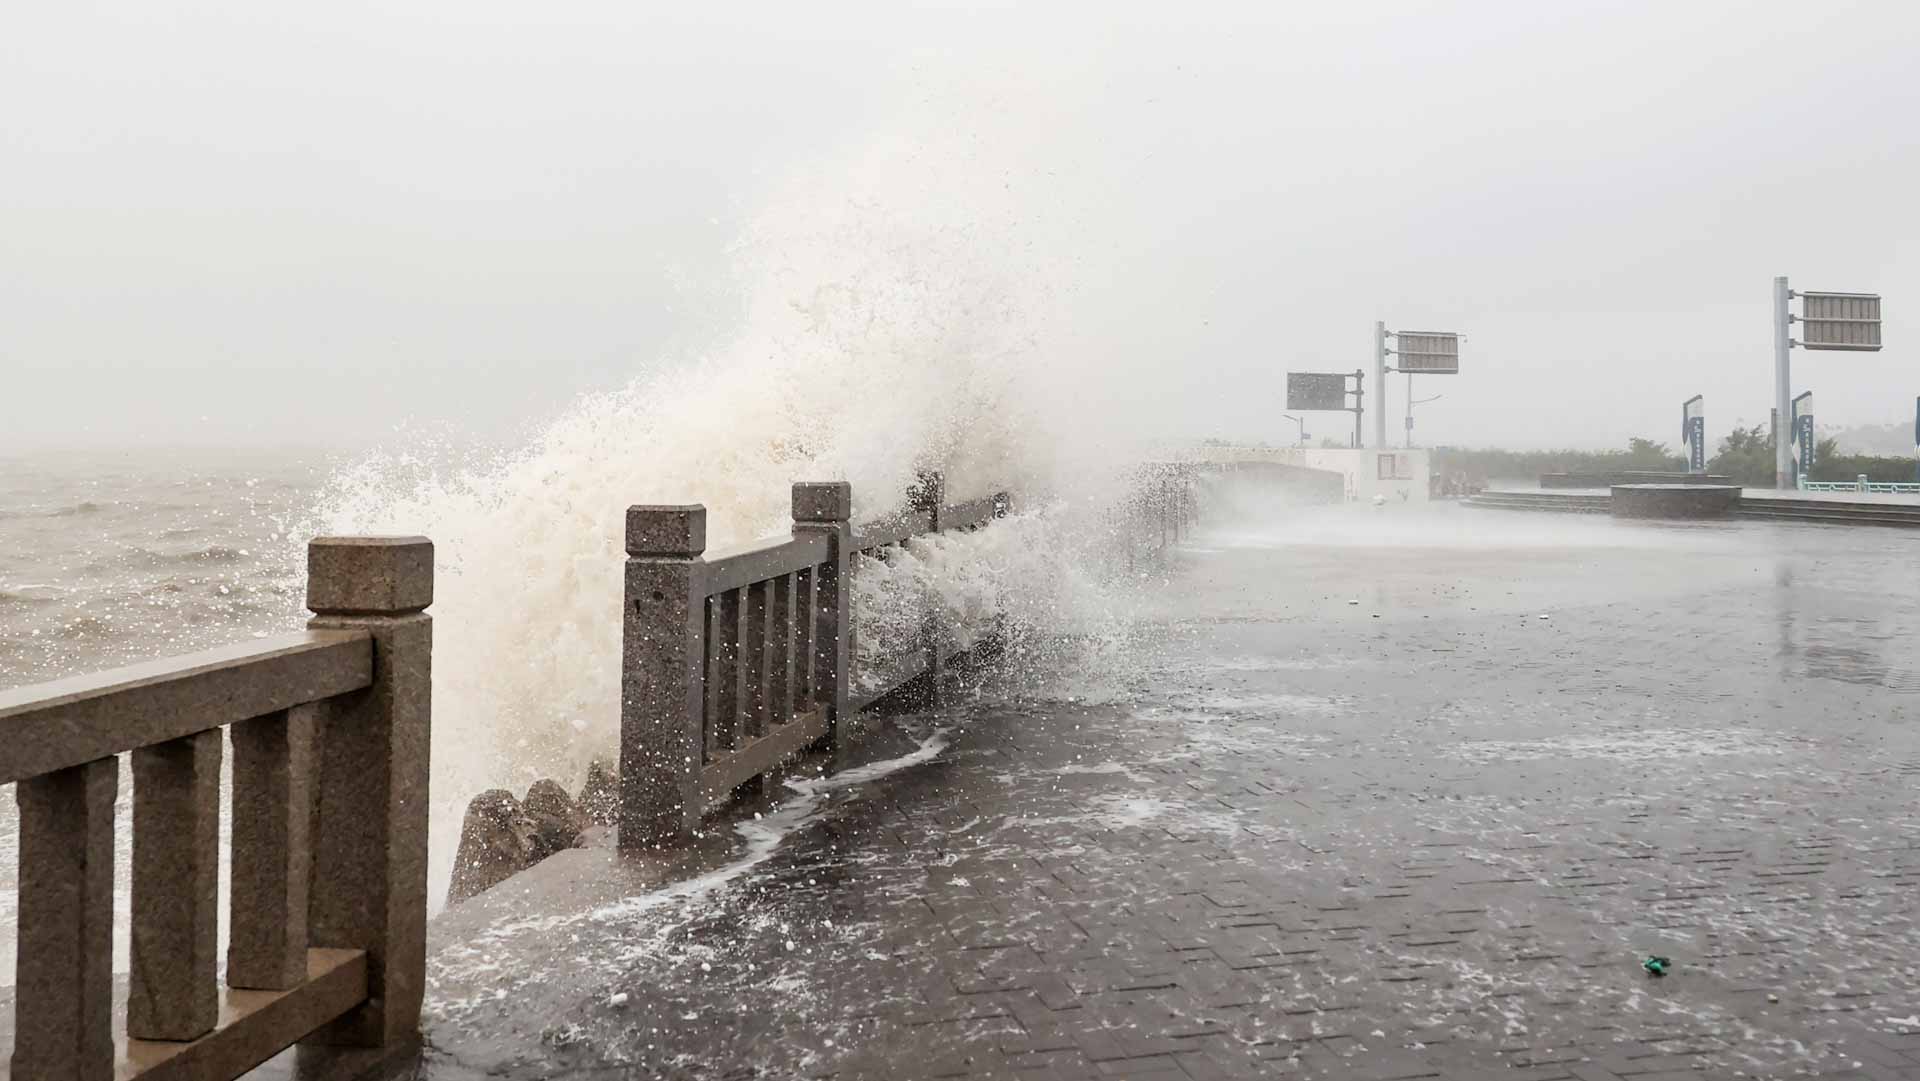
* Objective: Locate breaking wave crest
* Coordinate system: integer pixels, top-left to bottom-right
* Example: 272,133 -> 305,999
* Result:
306,119 -> 1155,908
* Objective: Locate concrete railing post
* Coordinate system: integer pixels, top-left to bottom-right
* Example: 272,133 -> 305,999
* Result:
913,471 -> 946,707
1178,468 -> 1189,540
128,726 -> 222,1041
10,757 -> 118,1081
1159,470 -> 1172,554
229,700 -> 319,992
792,483 -> 852,756
302,536 -> 433,1049
618,506 -> 708,852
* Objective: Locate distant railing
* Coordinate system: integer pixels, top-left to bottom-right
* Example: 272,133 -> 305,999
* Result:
0,537 -> 432,1081
1801,477 -> 1920,495
849,472 -> 1010,711
617,475 -> 1008,849
1101,463 -> 1201,573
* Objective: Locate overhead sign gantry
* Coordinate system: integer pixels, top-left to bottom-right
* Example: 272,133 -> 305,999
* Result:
1774,277 -> 1883,488
1374,324 -> 1461,448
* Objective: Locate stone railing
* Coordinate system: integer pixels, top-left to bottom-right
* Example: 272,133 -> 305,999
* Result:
846,471 -> 1010,711
1102,463 -> 1200,572
0,537 -> 432,1081
617,476 -> 1008,850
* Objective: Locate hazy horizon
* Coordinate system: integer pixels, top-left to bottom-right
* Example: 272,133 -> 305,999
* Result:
5,0 -> 1916,454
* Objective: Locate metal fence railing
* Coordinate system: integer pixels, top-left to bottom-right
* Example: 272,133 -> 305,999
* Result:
1800,477 -> 1920,494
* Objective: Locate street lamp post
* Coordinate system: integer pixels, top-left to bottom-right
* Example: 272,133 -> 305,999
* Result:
1281,414 -> 1308,447
1405,385 -> 1443,449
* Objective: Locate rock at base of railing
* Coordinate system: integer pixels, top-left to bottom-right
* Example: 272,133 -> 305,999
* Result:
447,776 -> 597,907
525,779 -> 589,861
579,757 -> 620,826
447,790 -> 535,905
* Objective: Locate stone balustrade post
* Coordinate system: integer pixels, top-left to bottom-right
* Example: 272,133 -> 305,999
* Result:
301,536 -> 433,1049
792,483 -> 852,756
618,506 -> 708,852
913,472 -> 946,707
10,757 -> 117,1081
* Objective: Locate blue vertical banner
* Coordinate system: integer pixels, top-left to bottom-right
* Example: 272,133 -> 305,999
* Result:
1791,391 -> 1814,487
1682,395 -> 1705,473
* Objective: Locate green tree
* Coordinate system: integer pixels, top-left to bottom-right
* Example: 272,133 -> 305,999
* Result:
1809,437 -> 1919,483
1624,437 -> 1677,470
1706,423 -> 1775,486
1431,437 -> 1685,482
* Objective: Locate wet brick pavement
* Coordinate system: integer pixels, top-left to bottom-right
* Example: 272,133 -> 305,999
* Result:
416,509 -> 1920,1080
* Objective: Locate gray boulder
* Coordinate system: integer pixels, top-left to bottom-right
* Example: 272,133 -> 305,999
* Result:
448,788 -> 535,905
524,778 -> 588,861
579,758 -> 619,826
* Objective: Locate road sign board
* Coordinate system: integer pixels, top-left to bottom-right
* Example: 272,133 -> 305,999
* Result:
1287,372 -> 1349,411
1799,292 -> 1882,351
1395,331 -> 1460,373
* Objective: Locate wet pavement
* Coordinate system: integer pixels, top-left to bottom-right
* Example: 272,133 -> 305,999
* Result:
409,505 -> 1920,1080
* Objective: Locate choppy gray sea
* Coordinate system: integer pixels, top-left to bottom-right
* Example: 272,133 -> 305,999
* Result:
0,448 -> 335,689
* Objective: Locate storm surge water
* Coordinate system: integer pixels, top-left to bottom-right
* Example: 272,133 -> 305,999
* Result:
308,129 -> 1156,908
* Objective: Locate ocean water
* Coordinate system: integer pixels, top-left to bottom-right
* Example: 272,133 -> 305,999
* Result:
0,448 -> 325,687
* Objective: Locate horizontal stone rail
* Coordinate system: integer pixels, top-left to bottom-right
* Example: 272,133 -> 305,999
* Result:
618,475 -> 1008,851
1,537 -> 433,1081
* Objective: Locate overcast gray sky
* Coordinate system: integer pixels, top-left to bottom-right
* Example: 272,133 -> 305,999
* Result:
4,0 -> 1915,452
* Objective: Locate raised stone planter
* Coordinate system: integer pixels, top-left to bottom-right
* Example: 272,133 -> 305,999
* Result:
1610,483 -> 1742,519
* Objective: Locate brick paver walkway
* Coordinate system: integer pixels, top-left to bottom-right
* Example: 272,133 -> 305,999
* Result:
418,510 -> 1920,1080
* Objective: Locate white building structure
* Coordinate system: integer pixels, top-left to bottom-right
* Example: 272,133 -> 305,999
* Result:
1179,445 -> 1430,504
